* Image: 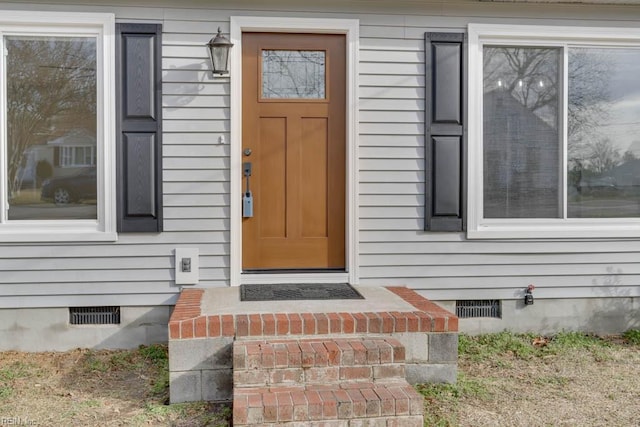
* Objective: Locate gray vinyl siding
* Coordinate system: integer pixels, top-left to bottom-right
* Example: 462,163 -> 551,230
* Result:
355,5 -> 640,301
1,0 -> 640,308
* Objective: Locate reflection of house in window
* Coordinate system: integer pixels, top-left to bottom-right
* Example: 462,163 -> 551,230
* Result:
609,158 -> 640,189
627,140 -> 640,159
50,129 -> 97,172
59,146 -> 96,168
483,89 -> 560,218
17,129 -> 96,187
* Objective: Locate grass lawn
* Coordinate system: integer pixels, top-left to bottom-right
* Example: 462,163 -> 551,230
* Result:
0,330 -> 638,426
420,330 -> 640,426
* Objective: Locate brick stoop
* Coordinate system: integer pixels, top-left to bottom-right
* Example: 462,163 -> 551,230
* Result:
168,285 -> 458,408
232,337 -> 424,426
169,287 -> 457,340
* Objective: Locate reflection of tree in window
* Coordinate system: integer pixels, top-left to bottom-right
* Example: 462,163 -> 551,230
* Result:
262,50 -> 325,99
567,49 -> 640,179
483,45 -> 640,219
567,48 -> 640,219
6,36 -> 96,197
484,48 -> 560,126
483,47 -> 562,218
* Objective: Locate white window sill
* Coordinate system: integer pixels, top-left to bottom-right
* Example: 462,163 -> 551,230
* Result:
468,220 -> 640,239
0,222 -> 117,242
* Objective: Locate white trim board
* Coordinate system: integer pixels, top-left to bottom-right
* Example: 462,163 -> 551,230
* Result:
229,16 -> 360,286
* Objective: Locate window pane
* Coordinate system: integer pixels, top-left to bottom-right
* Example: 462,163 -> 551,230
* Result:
483,47 -> 562,218
6,36 -> 97,220
262,50 -> 325,99
568,48 -> 640,218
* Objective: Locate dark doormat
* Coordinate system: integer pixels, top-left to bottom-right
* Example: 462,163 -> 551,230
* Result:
240,283 -> 364,301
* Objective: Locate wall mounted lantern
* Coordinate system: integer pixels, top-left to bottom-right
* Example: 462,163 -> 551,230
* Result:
206,27 -> 234,76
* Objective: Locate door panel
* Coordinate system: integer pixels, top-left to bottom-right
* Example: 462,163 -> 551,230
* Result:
242,32 -> 346,270
301,117 -> 328,238
259,117 -> 286,238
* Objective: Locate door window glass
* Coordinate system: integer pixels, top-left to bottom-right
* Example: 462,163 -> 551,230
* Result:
262,50 -> 325,99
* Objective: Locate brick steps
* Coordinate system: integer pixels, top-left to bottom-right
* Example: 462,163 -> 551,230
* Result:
233,338 -> 406,387
232,337 -> 424,426
168,286 -> 458,404
233,382 -> 424,426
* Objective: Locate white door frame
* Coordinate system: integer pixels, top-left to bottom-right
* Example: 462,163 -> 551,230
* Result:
229,16 -> 360,286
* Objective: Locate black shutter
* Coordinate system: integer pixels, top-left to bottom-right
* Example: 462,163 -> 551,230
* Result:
424,32 -> 466,231
116,23 -> 163,232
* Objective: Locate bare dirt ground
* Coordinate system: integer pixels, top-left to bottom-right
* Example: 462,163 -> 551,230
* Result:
0,333 -> 638,426
0,345 -> 230,426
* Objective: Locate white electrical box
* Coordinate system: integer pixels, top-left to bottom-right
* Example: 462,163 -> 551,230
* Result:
175,248 -> 199,285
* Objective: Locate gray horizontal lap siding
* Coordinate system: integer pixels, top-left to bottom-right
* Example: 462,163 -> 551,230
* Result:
357,8 -> 640,300
0,6 -> 232,308
1,1 -> 640,308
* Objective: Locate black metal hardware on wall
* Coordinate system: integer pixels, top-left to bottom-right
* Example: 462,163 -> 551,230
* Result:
524,284 -> 535,305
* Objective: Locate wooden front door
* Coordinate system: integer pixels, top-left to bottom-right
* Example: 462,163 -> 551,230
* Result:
242,32 -> 346,270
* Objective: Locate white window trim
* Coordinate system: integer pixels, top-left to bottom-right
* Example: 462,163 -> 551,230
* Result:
0,10 -> 116,242
229,16 -> 360,286
468,23 -> 640,239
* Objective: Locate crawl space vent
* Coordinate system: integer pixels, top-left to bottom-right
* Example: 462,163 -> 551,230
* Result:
70,306 -> 121,325
456,300 -> 501,319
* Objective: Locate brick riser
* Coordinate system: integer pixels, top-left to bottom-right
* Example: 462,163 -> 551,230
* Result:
234,338 -> 406,387
169,286 -> 458,340
233,337 -> 424,426
234,383 -> 424,426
